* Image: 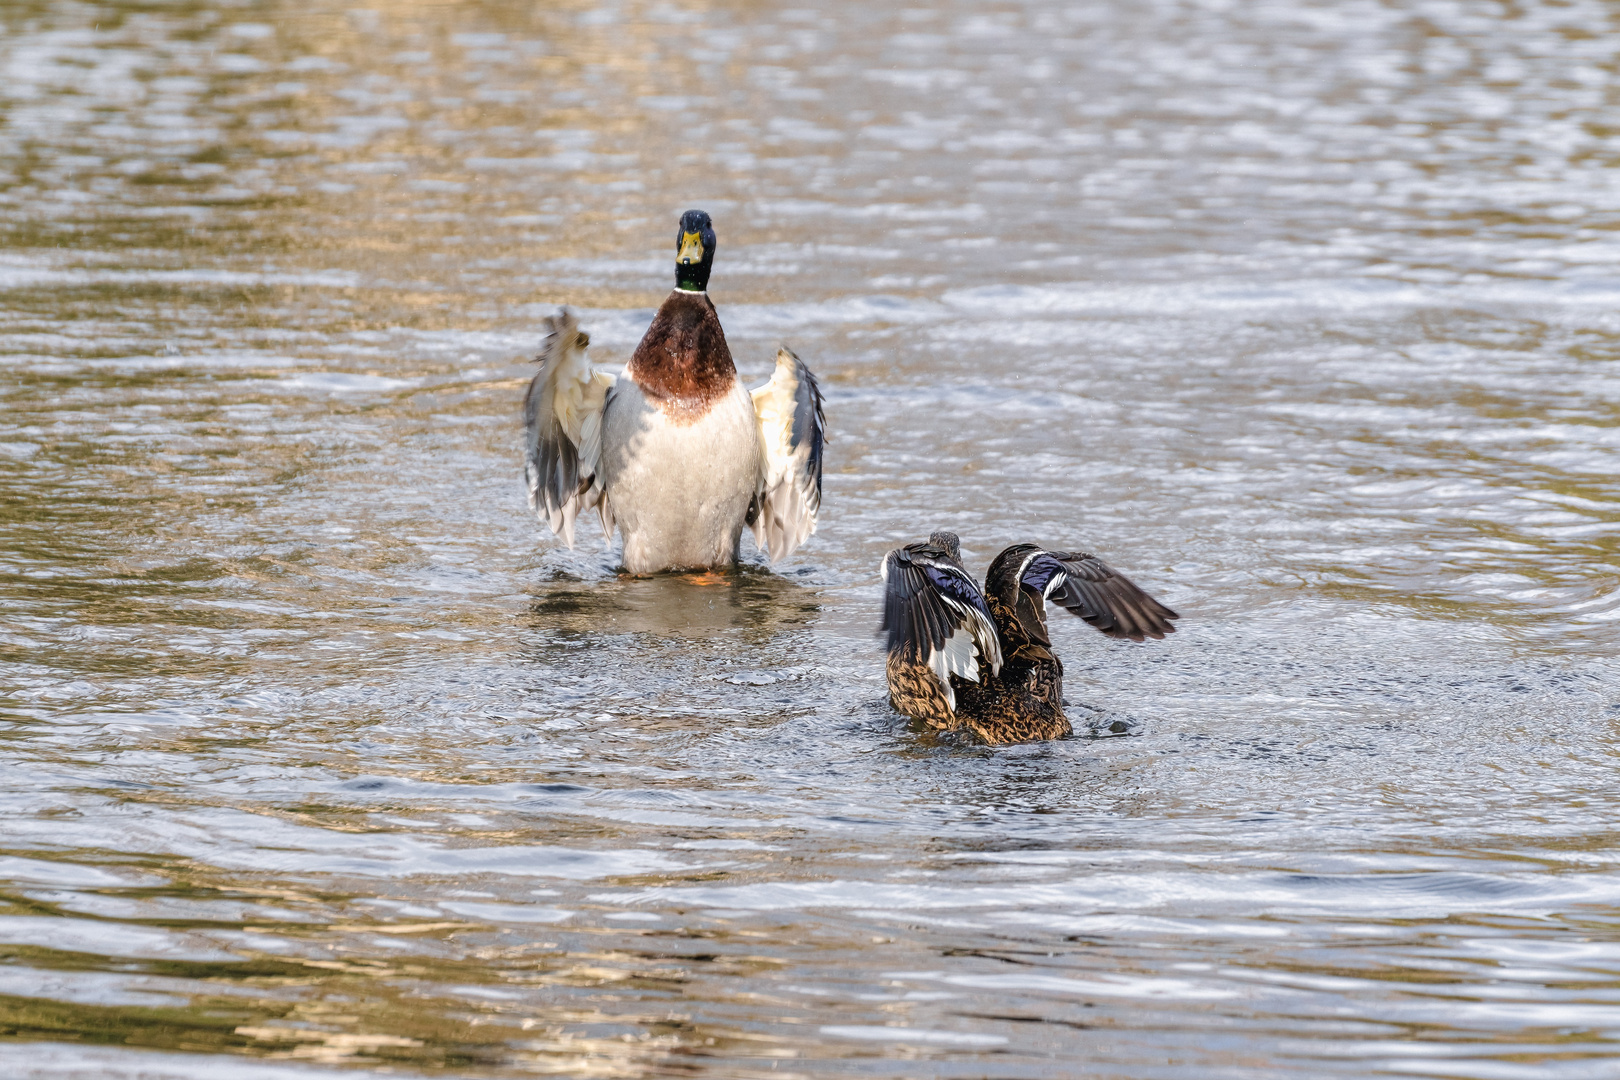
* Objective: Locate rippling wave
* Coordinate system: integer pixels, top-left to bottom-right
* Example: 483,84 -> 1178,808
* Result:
3,0 -> 1620,1075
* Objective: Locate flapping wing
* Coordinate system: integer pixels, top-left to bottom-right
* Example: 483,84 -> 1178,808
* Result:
749,347 -> 825,561
1018,549 -> 1179,642
522,308 -> 616,547
880,544 -> 1004,713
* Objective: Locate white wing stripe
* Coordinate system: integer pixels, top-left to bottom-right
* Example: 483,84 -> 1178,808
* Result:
1014,549 -> 1042,589
926,626 -> 982,712
938,595 -> 1003,678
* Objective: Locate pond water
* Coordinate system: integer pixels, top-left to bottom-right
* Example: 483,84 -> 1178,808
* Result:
4,0 -> 1620,1076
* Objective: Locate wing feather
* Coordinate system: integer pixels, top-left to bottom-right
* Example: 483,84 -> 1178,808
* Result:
749,347 -> 825,561
1022,550 -> 1179,641
880,543 -> 1004,715
522,308 -> 615,547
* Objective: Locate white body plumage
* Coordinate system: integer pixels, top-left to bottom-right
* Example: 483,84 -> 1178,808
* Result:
598,378 -> 762,574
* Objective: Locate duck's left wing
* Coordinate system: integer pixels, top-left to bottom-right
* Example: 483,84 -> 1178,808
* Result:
749,347 -> 825,561
523,309 -> 616,547
1019,549 -> 1179,642
881,544 -> 1004,711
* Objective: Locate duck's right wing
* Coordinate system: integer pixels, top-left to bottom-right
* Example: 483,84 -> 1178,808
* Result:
522,309 -> 616,547
1020,549 -> 1179,642
749,347 -> 825,562
880,544 -> 1004,713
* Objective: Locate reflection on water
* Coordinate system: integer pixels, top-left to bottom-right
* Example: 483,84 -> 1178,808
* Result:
528,568 -> 818,640
4,0 -> 1620,1076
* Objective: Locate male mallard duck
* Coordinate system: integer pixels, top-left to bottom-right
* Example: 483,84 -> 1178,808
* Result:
881,531 -> 1178,745
523,210 -> 825,574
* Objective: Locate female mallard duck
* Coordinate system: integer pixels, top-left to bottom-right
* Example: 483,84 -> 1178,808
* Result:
523,210 -> 825,575
881,531 -> 1178,745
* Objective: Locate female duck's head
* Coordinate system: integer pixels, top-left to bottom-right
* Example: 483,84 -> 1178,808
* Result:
675,209 -> 717,292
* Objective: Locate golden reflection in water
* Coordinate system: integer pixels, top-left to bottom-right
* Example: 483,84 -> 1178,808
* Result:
1,0 -> 754,328
214,0 -> 836,320
5,0 -> 1620,1075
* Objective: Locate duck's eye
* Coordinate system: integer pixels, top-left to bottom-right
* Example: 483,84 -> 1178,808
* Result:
576,332 -> 590,348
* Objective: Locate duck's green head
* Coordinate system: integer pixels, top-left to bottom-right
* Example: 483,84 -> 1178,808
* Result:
674,209 -> 716,292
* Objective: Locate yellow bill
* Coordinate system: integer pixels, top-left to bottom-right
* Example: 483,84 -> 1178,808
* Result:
677,230 -> 705,264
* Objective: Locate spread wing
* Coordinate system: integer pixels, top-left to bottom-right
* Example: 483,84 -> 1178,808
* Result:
1018,550 -> 1178,642
749,347 -> 825,561
881,545 -> 1004,713
522,308 -> 616,547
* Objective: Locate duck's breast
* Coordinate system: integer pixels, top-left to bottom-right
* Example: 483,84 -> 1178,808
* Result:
599,378 -> 761,572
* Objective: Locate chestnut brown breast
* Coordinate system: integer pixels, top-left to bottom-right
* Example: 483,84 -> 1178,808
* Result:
627,291 -> 737,419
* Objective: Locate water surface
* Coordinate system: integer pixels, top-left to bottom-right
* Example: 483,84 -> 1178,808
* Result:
3,0 -> 1620,1076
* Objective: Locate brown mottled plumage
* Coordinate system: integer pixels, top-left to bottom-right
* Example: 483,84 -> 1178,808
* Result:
952,640 -> 1070,744
880,533 -> 1178,746
885,651 -> 957,730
